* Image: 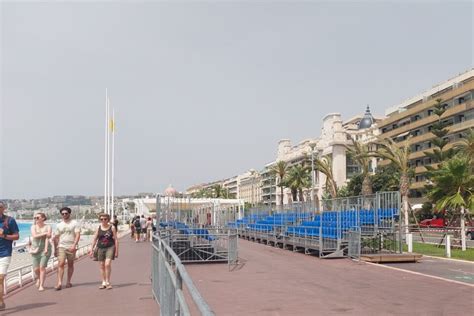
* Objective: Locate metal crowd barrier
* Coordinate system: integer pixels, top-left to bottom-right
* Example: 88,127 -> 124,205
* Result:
152,233 -> 215,316
158,228 -> 238,264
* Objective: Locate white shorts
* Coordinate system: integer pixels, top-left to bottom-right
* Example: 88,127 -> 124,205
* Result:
0,256 -> 12,274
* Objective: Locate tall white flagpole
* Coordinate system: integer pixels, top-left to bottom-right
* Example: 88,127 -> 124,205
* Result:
107,96 -> 111,216
111,109 -> 115,219
104,89 -> 108,215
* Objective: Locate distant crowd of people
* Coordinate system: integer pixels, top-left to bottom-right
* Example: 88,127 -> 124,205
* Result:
130,215 -> 155,242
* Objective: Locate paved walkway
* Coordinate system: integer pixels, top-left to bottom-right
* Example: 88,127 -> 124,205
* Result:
385,256 -> 474,285
2,238 -> 158,316
186,239 -> 473,315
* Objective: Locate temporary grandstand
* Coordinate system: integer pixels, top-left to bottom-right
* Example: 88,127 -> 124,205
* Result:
155,195 -> 242,264
230,191 -> 402,259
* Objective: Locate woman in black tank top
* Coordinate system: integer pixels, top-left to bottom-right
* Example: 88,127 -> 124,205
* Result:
89,213 -> 119,289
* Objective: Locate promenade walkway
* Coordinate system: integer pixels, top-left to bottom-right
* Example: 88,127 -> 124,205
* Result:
2,238 -> 158,316
186,239 -> 473,315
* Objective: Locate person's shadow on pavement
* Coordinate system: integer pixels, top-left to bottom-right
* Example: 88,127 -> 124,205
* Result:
1,302 -> 56,315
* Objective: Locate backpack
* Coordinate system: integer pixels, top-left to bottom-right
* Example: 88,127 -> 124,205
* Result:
134,218 -> 141,228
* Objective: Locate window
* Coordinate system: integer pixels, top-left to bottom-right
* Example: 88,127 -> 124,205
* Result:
458,97 -> 465,104
428,109 -> 434,116
415,160 -> 422,167
382,128 -> 387,133
412,130 -> 421,137
415,144 -> 422,151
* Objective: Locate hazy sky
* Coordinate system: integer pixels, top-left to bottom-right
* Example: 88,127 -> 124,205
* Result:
0,1 -> 472,199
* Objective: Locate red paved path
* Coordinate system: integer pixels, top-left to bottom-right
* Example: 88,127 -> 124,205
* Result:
2,238 -> 158,316
186,239 -> 473,315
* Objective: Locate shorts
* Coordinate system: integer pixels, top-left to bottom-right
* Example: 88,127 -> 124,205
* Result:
58,247 -> 76,262
0,256 -> 12,274
32,252 -> 52,268
135,228 -> 141,234
97,246 -> 115,261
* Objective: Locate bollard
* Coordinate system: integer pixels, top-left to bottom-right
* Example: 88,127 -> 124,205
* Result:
407,233 -> 413,253
446,235 -> 451,258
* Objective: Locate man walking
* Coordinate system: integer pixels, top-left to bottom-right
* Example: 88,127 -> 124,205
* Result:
53,207 -> 81,290
0,201 -> 19,310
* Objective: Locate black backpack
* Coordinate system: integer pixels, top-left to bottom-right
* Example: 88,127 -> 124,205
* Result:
134,218 -> 141,228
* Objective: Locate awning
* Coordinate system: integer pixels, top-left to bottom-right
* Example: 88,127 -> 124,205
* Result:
397,117 -> 411,125
411,204 -> 423,210
396,131 -> 410,138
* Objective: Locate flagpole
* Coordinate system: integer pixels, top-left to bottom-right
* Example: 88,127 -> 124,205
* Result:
104,89 -> 108,215
111,109 -> 115,219
107,96 -> 111,216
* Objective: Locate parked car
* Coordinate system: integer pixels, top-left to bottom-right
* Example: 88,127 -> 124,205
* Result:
419,218 -> 446,228
419,217 -> 474,240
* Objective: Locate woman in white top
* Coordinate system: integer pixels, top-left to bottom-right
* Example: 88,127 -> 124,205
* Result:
30,212 -> 52,291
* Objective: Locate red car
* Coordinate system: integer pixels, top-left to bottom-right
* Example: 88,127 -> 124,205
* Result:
419,218 -> 446,228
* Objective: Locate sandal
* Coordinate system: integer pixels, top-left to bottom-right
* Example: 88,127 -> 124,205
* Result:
54,285 -> 62,291
99,284 -> 106,289
106,284 -> 113,290
65,283 -> 73,288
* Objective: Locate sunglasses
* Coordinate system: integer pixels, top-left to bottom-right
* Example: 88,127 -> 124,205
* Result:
100,218 -> 108,221
61,212 -> 70,216
34,217 -> 42,220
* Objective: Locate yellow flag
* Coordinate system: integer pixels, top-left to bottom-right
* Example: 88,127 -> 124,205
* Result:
109,119 -> 115,132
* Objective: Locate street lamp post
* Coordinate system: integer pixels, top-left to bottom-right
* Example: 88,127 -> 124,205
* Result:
309,143 -> 316,210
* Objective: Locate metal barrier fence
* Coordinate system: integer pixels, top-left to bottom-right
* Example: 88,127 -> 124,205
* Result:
152,233 -> 215,316
408,226 -> 474,246
158,228 -> 238,264
234,192 -> 401,258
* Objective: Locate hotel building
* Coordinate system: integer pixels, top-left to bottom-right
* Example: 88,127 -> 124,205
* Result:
378,69 -> 473,202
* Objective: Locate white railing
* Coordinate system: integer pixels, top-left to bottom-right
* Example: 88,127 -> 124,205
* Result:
4,243 -> 92,295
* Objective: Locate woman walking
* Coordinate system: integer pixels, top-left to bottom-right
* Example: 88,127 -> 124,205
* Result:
30,212 -> 52,291
89,213 -> 118,289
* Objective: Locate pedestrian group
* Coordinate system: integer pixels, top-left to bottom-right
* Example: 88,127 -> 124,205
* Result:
0,202 -> 123,311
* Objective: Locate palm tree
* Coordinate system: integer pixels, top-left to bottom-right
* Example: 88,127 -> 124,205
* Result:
371,137 -> 412,234
427,155 -> 474,251
314,156 -> 338,198
345,139 -> 373,196
285,164 -> 311,202
270,161 -> 288,206
424,99 -> 458,168
211,184 -> 228,198
456,128 -> 474,170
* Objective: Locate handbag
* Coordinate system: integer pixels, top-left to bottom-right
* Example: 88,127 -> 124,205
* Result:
28,237 -> 40,254
92,247 -> 98,261
28,247 -> 40,255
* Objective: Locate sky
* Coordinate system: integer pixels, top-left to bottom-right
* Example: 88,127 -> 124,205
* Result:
0,1 -> 472,199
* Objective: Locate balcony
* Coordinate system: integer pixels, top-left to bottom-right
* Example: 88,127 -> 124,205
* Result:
380,82 -> 474,129
382,100 -> 472,140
